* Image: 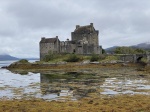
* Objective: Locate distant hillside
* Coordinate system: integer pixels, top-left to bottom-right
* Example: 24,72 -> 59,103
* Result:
22,58 -> 39,61
105,42 -> 150,53
0,54 -> 19,61
105,46 -> 118,54
131,42 -> 150,50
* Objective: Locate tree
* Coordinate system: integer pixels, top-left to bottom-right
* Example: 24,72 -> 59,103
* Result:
135,48 -> 146,54
102,49 -> 106,54
114,47 -> 146,54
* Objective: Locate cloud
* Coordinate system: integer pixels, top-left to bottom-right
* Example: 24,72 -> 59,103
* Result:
0,0 -> 150,57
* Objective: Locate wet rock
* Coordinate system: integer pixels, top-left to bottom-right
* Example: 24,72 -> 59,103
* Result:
1,66 -> 8,69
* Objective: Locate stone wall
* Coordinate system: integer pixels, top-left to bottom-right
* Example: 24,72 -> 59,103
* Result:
39,37 -> 60,60
119,54 -> 150,63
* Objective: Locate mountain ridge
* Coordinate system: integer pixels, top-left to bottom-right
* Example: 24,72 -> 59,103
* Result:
0,54 -> 39,61
105,42 -> 150,53
0,54 -> 19,61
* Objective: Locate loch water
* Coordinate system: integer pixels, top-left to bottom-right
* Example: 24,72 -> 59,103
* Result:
0,61 -> 149,101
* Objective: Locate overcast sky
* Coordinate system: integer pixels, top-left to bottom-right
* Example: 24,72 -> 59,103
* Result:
0,0 -> 150,58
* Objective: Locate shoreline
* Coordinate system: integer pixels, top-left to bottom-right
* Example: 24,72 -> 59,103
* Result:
4,61 -> 150,73
1,62 -> 150,111
5,61 -> 146,69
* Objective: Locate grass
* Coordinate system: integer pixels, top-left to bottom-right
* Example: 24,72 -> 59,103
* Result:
64,54 -> 81,62
39,54 -> 119,64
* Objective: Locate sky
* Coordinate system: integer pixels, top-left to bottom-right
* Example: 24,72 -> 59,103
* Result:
0,0 -> 150,58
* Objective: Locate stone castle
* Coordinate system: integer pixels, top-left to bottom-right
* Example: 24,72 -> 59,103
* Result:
40,23 -> 102,60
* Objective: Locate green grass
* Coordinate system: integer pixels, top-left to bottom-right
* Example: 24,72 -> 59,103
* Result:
40,54 -> 122,63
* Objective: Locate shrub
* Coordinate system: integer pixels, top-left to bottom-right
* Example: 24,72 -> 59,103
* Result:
99,54 -> 106,60
90,54 -> 99,62
65,54 -> 80,62
18,59 -> 29,63
43,54 -> 54,62
43,51 -> 56,62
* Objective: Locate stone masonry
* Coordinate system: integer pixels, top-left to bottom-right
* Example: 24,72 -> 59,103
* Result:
40,23 -> 102,60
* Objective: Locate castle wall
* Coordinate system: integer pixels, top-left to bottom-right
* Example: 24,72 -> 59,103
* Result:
71,32 -> 98,45
76,45 -> 83,54
40,38 -> 60,60
40,23 -> 102,60
40,43 -> 54,59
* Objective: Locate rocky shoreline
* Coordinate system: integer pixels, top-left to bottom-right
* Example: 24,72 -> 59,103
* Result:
2,61 -> 145,70
1,61 -> 150,111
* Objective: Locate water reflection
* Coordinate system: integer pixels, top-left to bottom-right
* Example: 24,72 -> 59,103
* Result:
101,78 -> 150,95
40,71 -> 150,100
40,72 -> 102,100
0,67 -> 149,101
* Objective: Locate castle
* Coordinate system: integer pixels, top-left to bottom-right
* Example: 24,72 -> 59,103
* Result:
40,23 -> 102,60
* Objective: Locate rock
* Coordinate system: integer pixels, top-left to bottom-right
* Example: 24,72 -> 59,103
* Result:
90,61 -> 99,64
110,60 -> 117,64
1,66 -> 8,69
122,63 -> 128,66
82,60 -> 90,64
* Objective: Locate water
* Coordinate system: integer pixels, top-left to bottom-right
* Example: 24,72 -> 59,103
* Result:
0,61 -> 149,101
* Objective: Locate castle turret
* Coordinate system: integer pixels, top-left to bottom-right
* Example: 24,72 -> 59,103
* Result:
76,25 -> 80,29
90,23 -> 93,27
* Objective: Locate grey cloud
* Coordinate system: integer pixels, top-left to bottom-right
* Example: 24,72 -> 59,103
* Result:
0,0 -> 150,57
6,0 -> 88,30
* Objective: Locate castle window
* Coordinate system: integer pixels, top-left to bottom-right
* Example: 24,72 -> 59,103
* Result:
73,49 -> 76,53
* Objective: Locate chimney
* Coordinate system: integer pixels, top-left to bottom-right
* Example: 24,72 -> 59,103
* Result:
56,36 -> 58,39
76,25 -> 80,29
90,23 -> 93,26
41,37 -> 45,40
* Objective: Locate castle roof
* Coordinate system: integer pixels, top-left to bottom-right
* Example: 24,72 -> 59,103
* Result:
40,37 -> 58,43
74,24 -> 95,33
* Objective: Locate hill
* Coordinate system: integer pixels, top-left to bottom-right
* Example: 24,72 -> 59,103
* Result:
0,54 -> 19,61
105,42 -> 150,53
131,42 -> 150,50
104,46 -> 118,54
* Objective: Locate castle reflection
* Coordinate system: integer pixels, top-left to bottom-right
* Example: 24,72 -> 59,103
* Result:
40,72 -> 104,100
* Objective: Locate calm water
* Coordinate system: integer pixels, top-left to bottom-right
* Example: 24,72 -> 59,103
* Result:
0,61 -> 149,101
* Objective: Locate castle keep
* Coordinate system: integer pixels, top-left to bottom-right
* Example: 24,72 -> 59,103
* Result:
40,23 -> 102,60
